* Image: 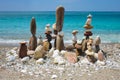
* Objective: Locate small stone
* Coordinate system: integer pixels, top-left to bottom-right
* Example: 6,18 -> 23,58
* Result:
94,53 -> 98,59
6,55 -> 15,62
12,47 -> 18,51
98,50 -> 105,61
36,58 -> 45,64
21,69 -> 27,73
21,56 -> 30,63
29,72 -> 33,75
51,75 -> 58,79
48,47 -> 54,57
64,52 -> 78,63
52,50 -> 60,58
81,58 -> 90,64
96,60 -> 106,66
60,50 -> 67,56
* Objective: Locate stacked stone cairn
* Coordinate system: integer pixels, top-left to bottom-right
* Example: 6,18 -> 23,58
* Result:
82,14 -> 105,63
17,6 -> 105,65
29,17 -> 37,50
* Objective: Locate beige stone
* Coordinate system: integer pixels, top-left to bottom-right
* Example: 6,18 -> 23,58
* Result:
64,52 -> 78,63
27,50 -> 35,55
94,36 -> 101,45
43,41 -> 49,51
34,45 -> 46,60
98,50 -> 105,61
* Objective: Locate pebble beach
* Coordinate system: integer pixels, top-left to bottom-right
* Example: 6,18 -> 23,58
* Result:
0,6 -> 120,80
0,43 -> 120,80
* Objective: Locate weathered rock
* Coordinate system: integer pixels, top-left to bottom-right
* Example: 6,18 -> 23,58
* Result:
81,39 -> 88,52
94,36 -> 101,45
34,45 -> 46,59
64,52 -> 78,63
75,42 -> 82,56
19,42 -> 27,58
30,17 -> 36,35
29,17 -> 37,50
43,39 -> 49,51
85,45 -> 97,63
98,50 -> 105,61
56,6 -> 64,32
37,35 -> 43,46
29,35 -> 37,50
56,32 -> 65,51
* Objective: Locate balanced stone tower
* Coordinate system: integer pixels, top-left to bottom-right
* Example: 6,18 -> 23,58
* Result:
28,17 -> 37,50
84,14 -> 93,40
56,6 -> 65,51
82,14 -> 93,52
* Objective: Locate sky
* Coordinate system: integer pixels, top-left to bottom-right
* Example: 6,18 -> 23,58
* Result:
0,0 -> 120,11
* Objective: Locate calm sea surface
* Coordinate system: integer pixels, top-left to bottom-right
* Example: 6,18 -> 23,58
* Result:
0,11 -> 120,44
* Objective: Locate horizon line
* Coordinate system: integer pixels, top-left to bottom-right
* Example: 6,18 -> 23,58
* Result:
0,10 -> 120,12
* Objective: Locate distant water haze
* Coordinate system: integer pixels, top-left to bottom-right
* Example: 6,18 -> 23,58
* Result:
0,11 -> 120,44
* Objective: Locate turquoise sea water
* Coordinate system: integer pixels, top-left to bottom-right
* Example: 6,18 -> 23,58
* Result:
0,11 -> 120,44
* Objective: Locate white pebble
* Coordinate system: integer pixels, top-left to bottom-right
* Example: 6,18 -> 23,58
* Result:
36,58 -> 45,64
52,50 -> 60,58
96,60 -> 106,66
21,69 -> 27,73
21,56 -> 30,63
6,55 -> 15,62
51,75 -> 58,79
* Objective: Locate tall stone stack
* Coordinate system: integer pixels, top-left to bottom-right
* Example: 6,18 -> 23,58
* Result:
84,14 -> 93,40
28,17 -> 37,50
56,6 -> 65,51
82,14 -> 93,52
